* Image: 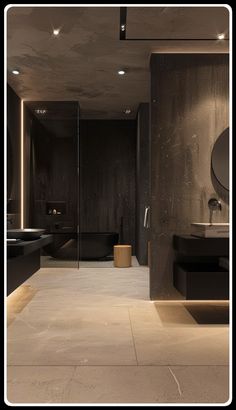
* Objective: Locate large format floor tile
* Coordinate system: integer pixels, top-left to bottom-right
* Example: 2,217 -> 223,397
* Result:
168,365 -> 230,404
25,267 -> 150,308
8,307 -> 137,365
6,265 -> 230,404
132,324 -> 229,365
7,365 -> 230,404
133,328 -> 228,366
130,306 -> 229,365
7,366 -> 75,404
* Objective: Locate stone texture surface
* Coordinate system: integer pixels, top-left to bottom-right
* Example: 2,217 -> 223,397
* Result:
6,266 -> 230,404
7,366 -> 75,404
7,365 -> 229,404
7,7 -> 229,119
150,54 -> 229,299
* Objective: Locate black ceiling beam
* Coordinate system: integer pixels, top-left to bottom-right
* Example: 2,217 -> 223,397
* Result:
120,7 -> 127,40
119,7 -> 229,41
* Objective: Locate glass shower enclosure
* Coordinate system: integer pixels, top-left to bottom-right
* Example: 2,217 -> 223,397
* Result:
24,101 -> 80,268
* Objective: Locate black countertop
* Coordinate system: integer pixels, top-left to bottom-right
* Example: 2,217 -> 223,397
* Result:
7,234 -> 53,257
173,234 -> 229,256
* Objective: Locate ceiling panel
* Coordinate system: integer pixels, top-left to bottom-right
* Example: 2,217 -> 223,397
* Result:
126,7 -> 229,40
7,6 -> 229,119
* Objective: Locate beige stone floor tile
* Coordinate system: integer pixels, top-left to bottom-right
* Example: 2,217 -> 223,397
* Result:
133,326 -> 229,365
64,365 -> 178,403
168,365 -> 230,404
129,307 -> 229,365
128,305 -> 163,328
7,365 -> 230,405
65,365 -> 230,404
6,265 -> 230,405
7,365 -> 75,404
8,307 -> 137,366
24,267 -> 150,309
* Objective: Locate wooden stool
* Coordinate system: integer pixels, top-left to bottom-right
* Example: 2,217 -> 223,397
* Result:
114,245 -> 132,268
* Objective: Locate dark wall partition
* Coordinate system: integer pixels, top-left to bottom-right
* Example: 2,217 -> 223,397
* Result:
79,120 -> 136,251
150,53 -> 229,299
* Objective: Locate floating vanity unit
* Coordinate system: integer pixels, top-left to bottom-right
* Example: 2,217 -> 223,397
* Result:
7,232 -> 53,295
173,234 -> 229,300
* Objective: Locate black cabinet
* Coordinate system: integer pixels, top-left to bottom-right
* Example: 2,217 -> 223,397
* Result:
7,235 -> 53,295
173,235 -> 229,300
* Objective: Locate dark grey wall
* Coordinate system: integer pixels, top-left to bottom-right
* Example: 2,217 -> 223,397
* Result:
79,120 -> 136,251
135,103 -> 150,265
150,54 -> 229,299
7,85 -> 21,228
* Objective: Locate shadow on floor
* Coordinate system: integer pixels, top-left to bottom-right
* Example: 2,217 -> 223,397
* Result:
183,303 -> 229,325
154,302 -> 229,326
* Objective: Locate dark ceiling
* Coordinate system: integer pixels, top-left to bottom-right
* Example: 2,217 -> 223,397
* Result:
7,6 -> 229,119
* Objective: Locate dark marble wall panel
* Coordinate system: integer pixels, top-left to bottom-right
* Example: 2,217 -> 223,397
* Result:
135,103 -> 150,265
150,54 -> 229,299
79,120 -> 136,252
7,85 -> 21,228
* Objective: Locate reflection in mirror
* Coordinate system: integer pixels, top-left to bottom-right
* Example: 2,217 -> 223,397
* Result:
211,127 -> 229,204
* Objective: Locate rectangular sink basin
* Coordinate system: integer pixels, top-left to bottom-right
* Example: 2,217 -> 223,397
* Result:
191,223 -> 229,238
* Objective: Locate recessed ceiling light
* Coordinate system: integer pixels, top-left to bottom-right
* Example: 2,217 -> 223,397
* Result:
124,108 -> 131,114
118,70 -> 126,75
217,33 -> 225,40
12,70 -> 20,75
35,109 -> 47,114
53,28 -> 60,36
121,24 -> 126,31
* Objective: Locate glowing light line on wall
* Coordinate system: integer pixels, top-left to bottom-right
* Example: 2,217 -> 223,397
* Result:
20,99 -> 24,229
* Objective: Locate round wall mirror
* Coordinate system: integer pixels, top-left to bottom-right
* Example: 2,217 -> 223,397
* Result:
211,127 -> 229,204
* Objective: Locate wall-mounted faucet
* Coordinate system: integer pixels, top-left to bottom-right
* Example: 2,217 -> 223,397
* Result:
208,198 -> 222,224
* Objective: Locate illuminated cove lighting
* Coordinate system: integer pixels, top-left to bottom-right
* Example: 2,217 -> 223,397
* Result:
20,100 -> 24,229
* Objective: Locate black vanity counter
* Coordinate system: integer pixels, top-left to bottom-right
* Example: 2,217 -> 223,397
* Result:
7,234 -> 53,258
173,234 -> 229,256
7,235 -> 53,295
173,234 -> 229,300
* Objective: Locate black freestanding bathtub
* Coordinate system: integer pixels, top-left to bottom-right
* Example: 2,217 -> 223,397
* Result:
43,232 -> 119,260
79,232 -> 119,260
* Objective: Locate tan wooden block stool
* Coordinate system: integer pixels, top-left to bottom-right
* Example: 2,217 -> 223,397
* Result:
114,245 -> 132,268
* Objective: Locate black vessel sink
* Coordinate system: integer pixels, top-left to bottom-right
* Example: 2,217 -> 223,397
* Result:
7,228 -> 45,241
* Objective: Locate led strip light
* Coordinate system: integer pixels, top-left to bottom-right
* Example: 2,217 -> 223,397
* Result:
20,99 -> 24,229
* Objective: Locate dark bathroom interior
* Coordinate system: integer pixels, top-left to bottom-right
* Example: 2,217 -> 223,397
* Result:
7,50 -> 229,295
6,6 -> 231,405
8,96 -> 146,267
6,6 -> 230,299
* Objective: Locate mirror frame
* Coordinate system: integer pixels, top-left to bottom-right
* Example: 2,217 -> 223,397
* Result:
211,127 -> 229,204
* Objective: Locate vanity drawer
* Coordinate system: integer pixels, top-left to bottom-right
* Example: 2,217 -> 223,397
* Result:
173,262 -> 229,300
